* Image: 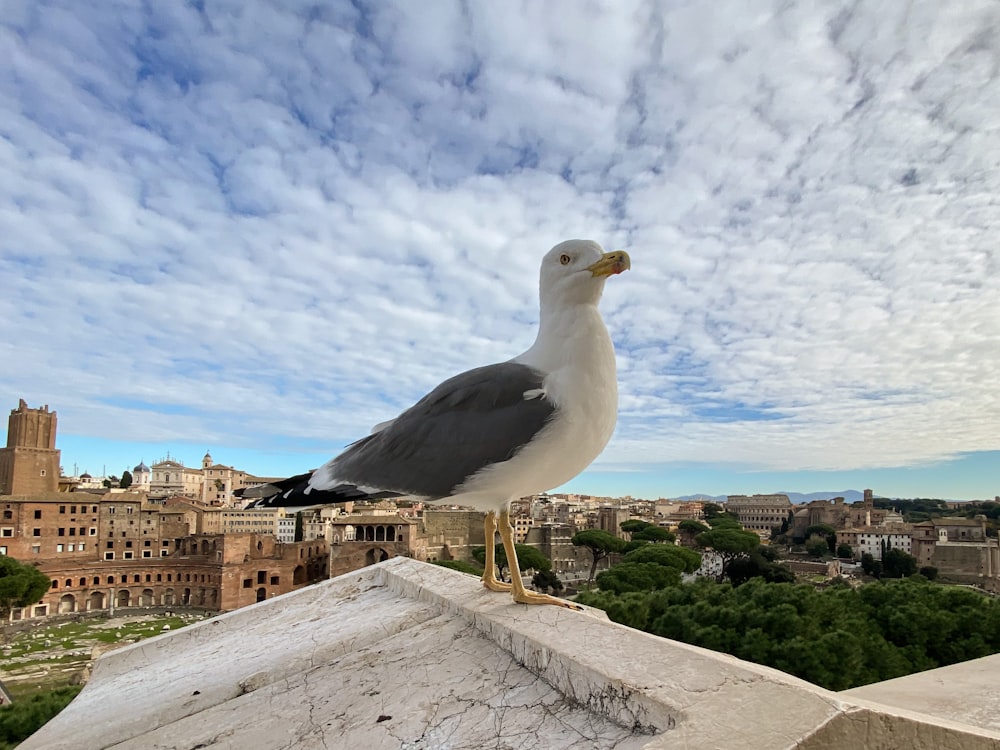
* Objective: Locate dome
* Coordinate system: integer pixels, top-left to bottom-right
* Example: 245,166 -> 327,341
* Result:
80,472 -> 92,479
133,461 -> 150,473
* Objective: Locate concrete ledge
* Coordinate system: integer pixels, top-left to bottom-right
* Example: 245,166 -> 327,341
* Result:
21,558 -> 1000,749
842,652 -> 1000,735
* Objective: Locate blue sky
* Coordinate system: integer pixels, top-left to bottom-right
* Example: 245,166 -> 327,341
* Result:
2,1 -> 998,501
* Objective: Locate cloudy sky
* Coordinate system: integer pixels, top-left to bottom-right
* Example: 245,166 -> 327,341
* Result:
2,1 -> 998,501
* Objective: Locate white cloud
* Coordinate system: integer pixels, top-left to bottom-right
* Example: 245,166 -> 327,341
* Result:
1,1 -> 998,496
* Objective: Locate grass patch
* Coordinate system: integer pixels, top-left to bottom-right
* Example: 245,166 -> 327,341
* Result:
2,614 -> 204,695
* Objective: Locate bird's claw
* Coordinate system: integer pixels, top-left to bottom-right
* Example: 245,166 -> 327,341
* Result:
511,590 -> 583,610
482,578 -> 512,593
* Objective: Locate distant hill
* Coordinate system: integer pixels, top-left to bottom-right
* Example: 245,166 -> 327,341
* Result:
671,490 -> 865,504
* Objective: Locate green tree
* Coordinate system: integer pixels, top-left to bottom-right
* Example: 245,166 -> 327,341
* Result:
571,530 -> 626,582
882,548 -> 918,579
620,519 -> 651,538
919,566 -> 939,581
631,526 -> 676,544
769,510 -> 795,544
294,512 -> 304,542
433,559 -> 483,576
472,544 -> 551,580
0,686 -> 81,748
836,543 -> 853,559
860,552 -> 882,579
727,552 -> 796,585
579,576 -> 1000,692
532,569 -> 564,594
596,562 -> 682,593
804,524 -> 837,553
622,543 -> 701,573
0,556 -> 51,618
595,544 -> 702,594
119,470 -> 133,489
701,502 -> 724,520
618,520 -> 676,544
677,519 -> 711,547
805,535 -> 830,559
707,514 -> 742,529
574,589 -> 651,630
695,527 -> 760,582
678,519 -> 710,534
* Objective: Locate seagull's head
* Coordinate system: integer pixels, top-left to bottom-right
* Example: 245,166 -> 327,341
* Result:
539,239 -> 631,307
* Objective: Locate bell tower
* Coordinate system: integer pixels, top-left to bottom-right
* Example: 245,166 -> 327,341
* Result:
0,399 -> 61,495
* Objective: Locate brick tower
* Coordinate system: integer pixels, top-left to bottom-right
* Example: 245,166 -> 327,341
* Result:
0,399 -> 61,495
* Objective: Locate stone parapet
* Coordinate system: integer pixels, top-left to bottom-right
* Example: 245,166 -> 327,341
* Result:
21,558 -> 1000,749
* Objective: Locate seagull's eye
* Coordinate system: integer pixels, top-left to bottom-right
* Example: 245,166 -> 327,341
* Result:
559,254 -> 571,265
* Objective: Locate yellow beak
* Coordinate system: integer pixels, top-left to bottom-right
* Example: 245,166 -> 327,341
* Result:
588,250 -> 631,277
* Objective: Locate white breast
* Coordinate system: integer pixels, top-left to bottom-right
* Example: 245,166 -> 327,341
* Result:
453,304 -> 619,506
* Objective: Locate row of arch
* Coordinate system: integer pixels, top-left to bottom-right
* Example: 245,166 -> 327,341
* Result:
52,571 -> 219,589
56,587 -> 218,613
337,525 -> 400,543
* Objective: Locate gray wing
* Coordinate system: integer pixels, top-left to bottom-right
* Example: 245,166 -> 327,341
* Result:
324,362 -> 556,499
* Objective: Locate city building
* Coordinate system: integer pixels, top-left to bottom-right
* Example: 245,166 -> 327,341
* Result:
0,490 -> 329,621
912,518 -> 999,579
513,514 -> 534,542
789,497 -> 851,540
0,400 -> 60,496
654,500 -> 704,523
147,451 -> 268,506
131,461 -> 151,491
20,533 -> 328,618
1,494 -> 101,560
200,451 -> 253,504
597,506 -> 630,538
149,458 -> 202,500
852,525 -> 913,560
725,494 -> 794,536
522,523 -> 595,580
323,513 -> 419,577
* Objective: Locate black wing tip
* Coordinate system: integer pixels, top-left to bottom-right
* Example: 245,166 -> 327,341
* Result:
243,475 -> 403,509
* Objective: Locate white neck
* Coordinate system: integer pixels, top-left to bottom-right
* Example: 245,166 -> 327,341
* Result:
514,302 -> 616,382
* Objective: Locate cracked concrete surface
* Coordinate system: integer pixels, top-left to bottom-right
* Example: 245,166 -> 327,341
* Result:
20,558 -> 1000,749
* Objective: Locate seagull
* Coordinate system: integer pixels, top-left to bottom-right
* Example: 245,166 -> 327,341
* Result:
246,239 -> 630,608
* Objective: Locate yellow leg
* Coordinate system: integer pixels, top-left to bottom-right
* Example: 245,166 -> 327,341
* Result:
498,509 -> 582,610
481,511 -> 511,592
